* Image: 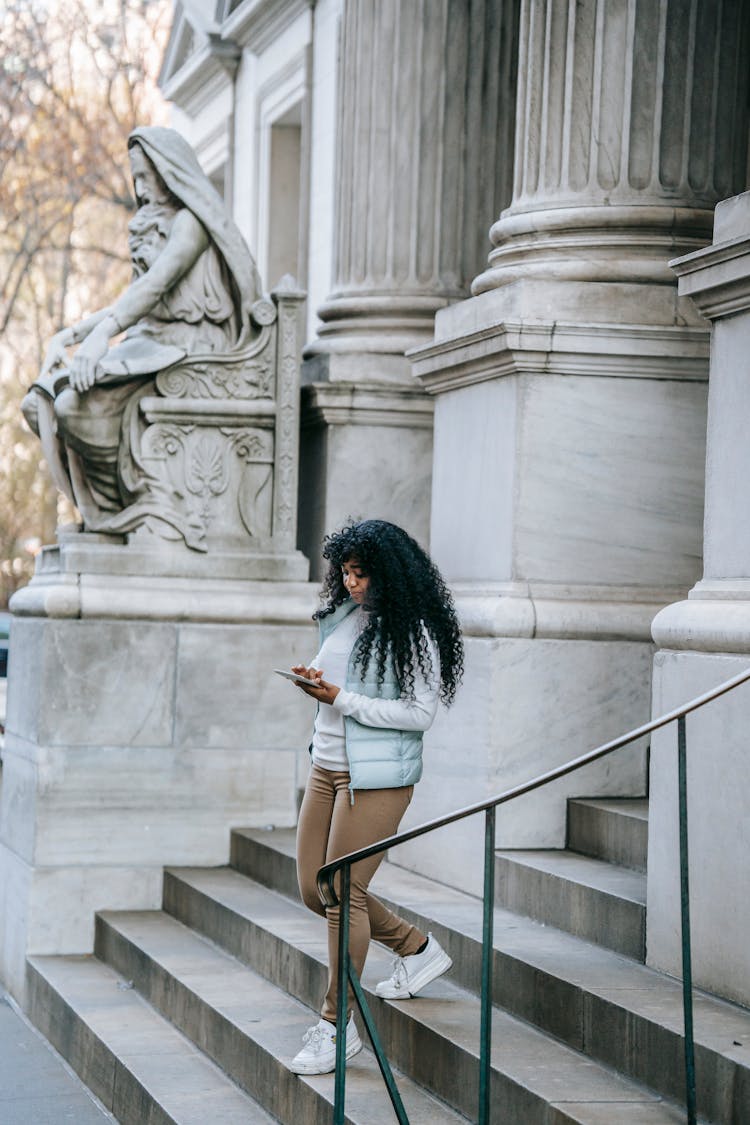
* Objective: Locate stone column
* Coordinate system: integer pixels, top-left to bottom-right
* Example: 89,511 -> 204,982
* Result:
649,191 -> 750,1007
400,0 -> 750,892
474,0 -> 749,300
299,0 -> 519,573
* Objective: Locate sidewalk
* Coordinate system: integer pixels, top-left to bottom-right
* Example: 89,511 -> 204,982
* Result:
0,992 -> 113,1123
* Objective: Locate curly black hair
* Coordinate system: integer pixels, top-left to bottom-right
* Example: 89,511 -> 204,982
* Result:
314,520 -> 464,706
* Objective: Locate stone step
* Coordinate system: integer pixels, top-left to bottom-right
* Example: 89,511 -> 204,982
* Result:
567,798 -> 649,871
494,848 -> 646,960
232,825 -> 301,899
234,825 -> 646,961
26,955 -> 276,1124
93,909 -> 465,1125
229,827 -> 750,1124
164,866 -> 704,1125
107,890 -> 689,1125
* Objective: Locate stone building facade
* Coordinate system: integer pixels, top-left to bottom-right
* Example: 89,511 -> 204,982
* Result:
156,0 -> 750,1004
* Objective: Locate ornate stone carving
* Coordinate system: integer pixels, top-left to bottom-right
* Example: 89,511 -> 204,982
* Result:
156,355 -> 274,400
139,419 -> 274,547
20,127 -> 304,566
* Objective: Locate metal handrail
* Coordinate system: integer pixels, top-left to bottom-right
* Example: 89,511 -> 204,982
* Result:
316,663 -> 750,1125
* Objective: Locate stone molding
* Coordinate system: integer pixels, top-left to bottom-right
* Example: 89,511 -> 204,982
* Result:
652,596 -> 750,654
300,382 -> 433,430
8,569 -> 671,642
455,583 -> 684,643
306,295 -> 455,360
221,0 -> 311,53
410,320 -> 709,395
160,32 -> 241,113
10,572 -> 319,624
160,1 -> 310,107
670,233 -> 750,320
474,205 -> 716,291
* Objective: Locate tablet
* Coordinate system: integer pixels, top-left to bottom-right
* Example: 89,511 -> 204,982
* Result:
273,668 -> 321,688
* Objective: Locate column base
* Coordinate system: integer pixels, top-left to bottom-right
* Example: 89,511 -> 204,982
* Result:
304,293 -> 456,381
455,580 -> 688,641
473,204 -> 714,293
298,381 -> 434,579
651,583 -> 750,653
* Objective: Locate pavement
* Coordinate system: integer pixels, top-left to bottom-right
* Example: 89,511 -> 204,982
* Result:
0,992 -> 114,1124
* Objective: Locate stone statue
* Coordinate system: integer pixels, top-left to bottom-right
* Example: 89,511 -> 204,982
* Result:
22,126 -> 286,553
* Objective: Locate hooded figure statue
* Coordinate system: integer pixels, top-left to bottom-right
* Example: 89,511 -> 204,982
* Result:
22,126 -> 264,550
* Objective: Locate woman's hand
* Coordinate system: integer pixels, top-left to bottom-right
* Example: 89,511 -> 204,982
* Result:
291,664 -> 340,705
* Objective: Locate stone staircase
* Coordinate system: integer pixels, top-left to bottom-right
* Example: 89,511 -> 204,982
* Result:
25,797 -> 750,1123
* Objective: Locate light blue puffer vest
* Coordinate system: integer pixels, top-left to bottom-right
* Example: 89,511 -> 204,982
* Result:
316,600 -> 424,792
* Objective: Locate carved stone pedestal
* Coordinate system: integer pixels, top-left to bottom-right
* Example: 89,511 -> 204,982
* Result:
0,278 -> 318,1002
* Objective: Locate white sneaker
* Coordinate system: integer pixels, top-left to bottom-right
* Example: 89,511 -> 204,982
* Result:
375,934 -> 452,999
289,1014 -> 362,1075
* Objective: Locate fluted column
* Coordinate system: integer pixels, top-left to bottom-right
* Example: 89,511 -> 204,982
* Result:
306,0 -> 518,376
399,0 -> 750,881
473,0 -> 750,294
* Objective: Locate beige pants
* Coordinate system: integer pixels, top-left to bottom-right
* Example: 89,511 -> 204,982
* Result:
296,764 -> 426,1022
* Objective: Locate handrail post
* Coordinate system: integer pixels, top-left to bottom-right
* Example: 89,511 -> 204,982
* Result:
348,966 -> 409,1123
332,859 -> 409,1123
334,863 -> 351,1125
677,715 -> 697,1125
479,805 -> 496,1124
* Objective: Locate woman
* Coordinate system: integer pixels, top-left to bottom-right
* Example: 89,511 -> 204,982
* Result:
287,519 -> 464,1075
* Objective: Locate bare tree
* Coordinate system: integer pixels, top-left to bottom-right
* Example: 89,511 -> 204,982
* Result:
0,0 -> 170,603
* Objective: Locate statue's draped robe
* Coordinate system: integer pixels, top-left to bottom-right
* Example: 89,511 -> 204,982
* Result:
30,126 -> 261,548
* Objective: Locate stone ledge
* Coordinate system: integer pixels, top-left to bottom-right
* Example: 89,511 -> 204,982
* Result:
8,573 -> 673,637
454,584 -> 683,642
300,380 -> 433,429
652,597 -> 750,653
10,573 -> 319,623
410,318 -> 709,394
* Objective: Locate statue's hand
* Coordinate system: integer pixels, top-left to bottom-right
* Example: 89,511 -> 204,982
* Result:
39,328 -> 75,379
69,326 -> 110,393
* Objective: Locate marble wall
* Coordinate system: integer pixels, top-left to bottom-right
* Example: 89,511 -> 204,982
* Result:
648,652 -> 750,1006
429,370 -> 707,590
0,605 -> 320,1000
395,631 -> 652,896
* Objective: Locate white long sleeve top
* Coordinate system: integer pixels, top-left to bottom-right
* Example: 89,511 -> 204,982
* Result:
310,610 -> 440,772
